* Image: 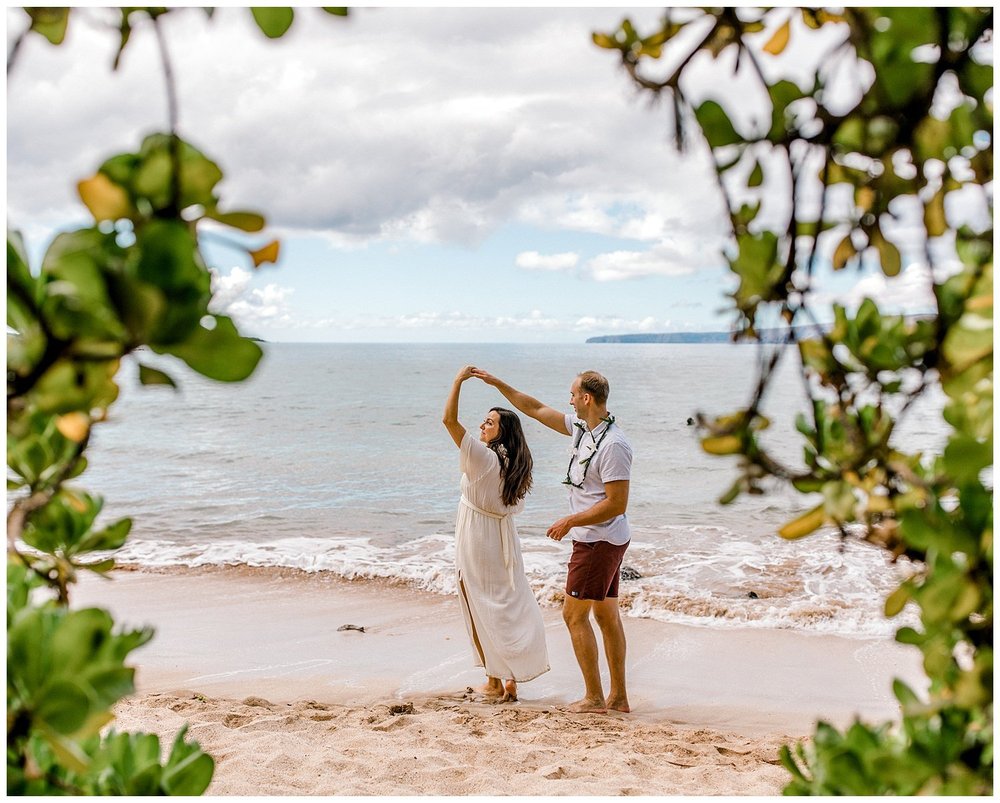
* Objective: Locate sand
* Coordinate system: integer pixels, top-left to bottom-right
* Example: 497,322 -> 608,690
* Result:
72,567 -> 926,796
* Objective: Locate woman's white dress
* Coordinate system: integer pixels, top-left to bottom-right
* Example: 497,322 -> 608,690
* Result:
454,432 -> 550,682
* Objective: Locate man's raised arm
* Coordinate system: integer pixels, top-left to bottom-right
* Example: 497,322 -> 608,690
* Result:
471,368 -> 568,435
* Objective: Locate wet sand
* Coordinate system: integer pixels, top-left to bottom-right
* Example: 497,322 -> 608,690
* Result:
73,567 -> 925,795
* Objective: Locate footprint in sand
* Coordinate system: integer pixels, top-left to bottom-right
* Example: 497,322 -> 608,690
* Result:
222,712 -> 255,729
370,716 -> 411,732
539,763 -> 583,781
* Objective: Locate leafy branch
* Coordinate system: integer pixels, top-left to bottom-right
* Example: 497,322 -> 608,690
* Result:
7,6 -> 348,795
596,6 -> 992,794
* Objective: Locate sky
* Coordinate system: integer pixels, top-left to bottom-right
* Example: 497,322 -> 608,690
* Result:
6,5 -> 973,343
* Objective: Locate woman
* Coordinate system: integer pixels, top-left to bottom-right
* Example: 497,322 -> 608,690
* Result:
442,365 -> 550,701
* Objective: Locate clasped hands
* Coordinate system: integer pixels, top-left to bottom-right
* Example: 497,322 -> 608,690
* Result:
454,366 -> 496,383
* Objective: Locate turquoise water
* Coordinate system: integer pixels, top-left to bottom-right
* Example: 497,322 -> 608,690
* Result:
79,342 -> 945,637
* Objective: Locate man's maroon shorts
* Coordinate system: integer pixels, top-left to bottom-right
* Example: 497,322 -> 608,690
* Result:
565,539 -> 630,601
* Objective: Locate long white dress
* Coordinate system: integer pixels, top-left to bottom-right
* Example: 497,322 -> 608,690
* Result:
454,432 -> 550,682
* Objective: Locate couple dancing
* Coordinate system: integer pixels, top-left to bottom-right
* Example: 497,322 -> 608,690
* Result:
442,366 -> 633,714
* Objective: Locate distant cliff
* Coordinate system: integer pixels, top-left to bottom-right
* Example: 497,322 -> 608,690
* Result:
586,325 -> 828,344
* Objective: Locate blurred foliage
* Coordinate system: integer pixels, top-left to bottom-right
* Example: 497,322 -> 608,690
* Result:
596,6 -> 992,795
7,6 -> 346,795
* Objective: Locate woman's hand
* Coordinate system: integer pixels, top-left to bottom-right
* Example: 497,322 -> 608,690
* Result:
456,365 -> 477,382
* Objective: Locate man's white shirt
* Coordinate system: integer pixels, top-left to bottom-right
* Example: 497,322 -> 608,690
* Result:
562,413 -> 632,546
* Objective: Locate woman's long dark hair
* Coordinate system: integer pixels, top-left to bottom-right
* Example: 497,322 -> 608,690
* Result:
487,407 -> 533,507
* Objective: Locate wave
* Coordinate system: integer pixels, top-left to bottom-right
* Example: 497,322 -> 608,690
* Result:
95,524 -> 918,640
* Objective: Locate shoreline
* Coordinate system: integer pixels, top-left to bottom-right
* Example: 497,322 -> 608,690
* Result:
71,566 -> 926,795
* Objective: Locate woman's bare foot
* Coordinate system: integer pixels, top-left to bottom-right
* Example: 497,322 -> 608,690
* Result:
567,697 -> 607,714
477,678 -> 504,697
606,695 -> 630,713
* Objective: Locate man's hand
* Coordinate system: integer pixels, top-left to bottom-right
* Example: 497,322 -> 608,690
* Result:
547,516 -> 574,541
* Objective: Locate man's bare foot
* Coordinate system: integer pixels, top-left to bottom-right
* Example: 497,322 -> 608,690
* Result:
567,697 -> 607,714
606,695 -> 630,713
499,679 -> 517,702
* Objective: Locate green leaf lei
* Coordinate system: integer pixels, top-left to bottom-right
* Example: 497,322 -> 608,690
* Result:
563,415 -> 616,488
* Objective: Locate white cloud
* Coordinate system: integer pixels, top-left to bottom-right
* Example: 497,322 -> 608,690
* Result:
307,310 -> 668,335
585,234 -> 721,281
6,6 -> 720,253
209,267 -> 295,326
818,263 -> 938,315
515,251 -> 579,272
572,315 -> 666,333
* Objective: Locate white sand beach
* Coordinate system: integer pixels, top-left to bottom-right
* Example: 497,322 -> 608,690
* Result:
73,567 -> 925,796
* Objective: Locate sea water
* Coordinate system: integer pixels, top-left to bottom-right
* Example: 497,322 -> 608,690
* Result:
77,342 -> 946,638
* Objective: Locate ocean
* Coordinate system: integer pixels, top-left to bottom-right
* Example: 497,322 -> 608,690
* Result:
79,342 -> 946,638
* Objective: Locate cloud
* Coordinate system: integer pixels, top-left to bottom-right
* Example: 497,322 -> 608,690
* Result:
515,251 -> 579,272
585,233 -> 723,281
816,263 -> 939,315
209,267 -> 295,327
6,6 -> 721,253
571,315 -> 665,333
308,309 -> 669,335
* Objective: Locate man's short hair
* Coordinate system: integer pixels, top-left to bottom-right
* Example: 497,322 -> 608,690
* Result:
577,371 -> 609,405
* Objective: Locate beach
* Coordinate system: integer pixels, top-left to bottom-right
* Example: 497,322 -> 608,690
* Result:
73,566 -> 926,796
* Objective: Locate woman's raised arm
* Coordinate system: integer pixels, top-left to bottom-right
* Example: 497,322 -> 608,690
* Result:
442,365 -> 475,448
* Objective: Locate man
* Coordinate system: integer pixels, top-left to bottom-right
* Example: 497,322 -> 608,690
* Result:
472,368 -> 632,714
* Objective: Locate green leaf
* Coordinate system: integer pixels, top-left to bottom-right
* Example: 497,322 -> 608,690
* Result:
36,680 -> 91,734
81,558 -> 117,577
832,234 -> 856,270
251,7 -> 294,38
159,315 -> 262,382
322,7 -> 348,16
138,363 -> 178,388
942,435 -> 992,484
78,517 -> 133,554
767,80 -> 805,139
895,626 -> 923,646
694,100 -> 742,148
884,583 -> 911,617
42,728 -> 92,774
133,219 -> 210,343
205,210 -> 266,232
871,227 -> 901,277
718,481 -> 742,505
892,679 -> 921,708
941,313 -> 993,372
132,148 -> 173,210
30,358 -> 121,416
161,726 -> 215,795
133,219 -> 202,292
83,666 -> 137,708
26,7 -> 70,45
923,188 -> 947,238
779,743 -> 808,782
